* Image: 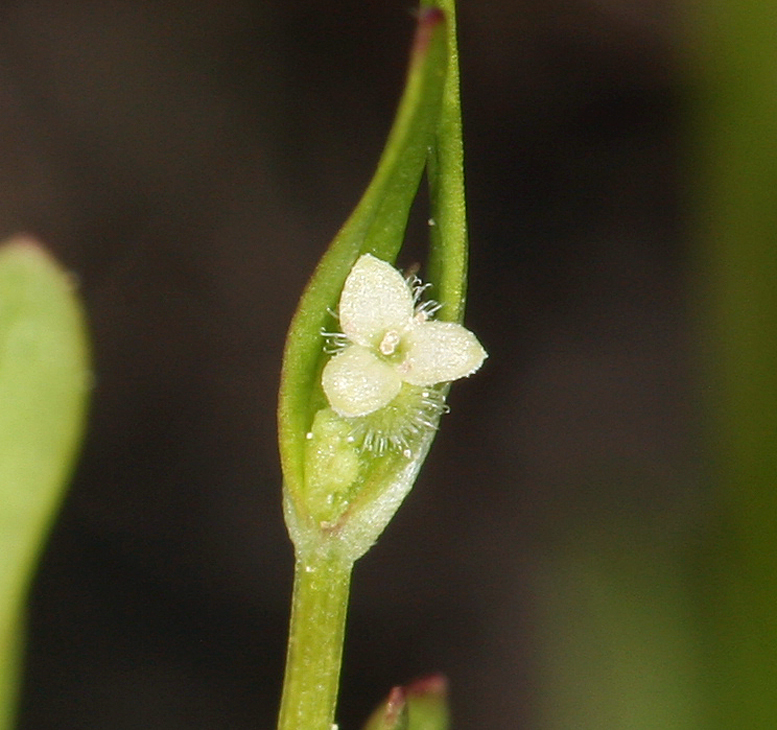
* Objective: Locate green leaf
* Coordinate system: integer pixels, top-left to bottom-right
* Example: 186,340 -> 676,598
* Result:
688,0 -> 777,726
422,0 -> 469,324
0,237 -> 90,729
279,8 -> 449,561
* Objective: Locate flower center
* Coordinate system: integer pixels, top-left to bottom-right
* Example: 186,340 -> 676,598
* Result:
379,329 -> 402,356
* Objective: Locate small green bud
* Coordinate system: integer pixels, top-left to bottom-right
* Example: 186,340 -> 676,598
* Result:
362,687 -> 409,730
303,408 -> 360,525
360,675 -> 450,730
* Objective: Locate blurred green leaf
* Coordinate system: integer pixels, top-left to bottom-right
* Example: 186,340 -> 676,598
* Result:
532,530 -> 704,730
688,0 -> 777,726
0,237 -> 90,729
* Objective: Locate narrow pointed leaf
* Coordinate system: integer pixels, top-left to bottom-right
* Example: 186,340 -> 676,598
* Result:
422,0 -> 468,323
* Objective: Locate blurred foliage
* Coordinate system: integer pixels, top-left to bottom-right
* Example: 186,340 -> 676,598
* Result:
688,0 -> 777,726
508,0 -> 777,725
530,523 -> 704,729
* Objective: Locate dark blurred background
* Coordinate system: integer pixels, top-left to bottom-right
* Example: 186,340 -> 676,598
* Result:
1,0 -> 698,727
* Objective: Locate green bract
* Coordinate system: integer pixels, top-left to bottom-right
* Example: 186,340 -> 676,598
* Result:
278,7 -> 458,563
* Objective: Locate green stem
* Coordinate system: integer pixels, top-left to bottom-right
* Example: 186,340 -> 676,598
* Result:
277,554 -> 353,730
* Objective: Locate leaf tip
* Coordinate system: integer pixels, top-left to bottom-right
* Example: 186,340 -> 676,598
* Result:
1,233 -> 46,258
0,234 -> 73,279
412,6 -> 446,57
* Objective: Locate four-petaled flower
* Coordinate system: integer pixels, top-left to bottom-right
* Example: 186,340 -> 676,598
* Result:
322,254 -> 487,418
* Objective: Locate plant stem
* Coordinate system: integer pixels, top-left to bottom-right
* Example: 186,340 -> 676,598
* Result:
277,554 -> 353,730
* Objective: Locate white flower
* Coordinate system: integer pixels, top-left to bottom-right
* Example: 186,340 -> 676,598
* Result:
321,254 -> 487,419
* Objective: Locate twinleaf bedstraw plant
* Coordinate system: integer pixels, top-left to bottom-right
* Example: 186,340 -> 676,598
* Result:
276,2 -> 485,729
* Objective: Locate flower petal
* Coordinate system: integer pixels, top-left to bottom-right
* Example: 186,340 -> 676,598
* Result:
339,254 -> 414,348
322,345 -> 403,418
400,321 -> 488,386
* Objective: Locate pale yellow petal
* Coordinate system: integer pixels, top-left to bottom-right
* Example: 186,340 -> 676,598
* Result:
400,321 -> 487,387
322,345 -> 403,418
339,254 -> 413,348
